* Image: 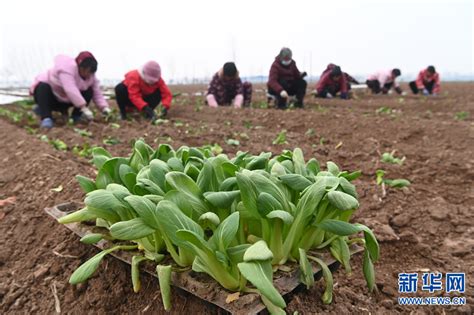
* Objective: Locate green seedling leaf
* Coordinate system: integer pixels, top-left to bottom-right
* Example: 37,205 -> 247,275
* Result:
308,255 -> 333,304
91,147 -> 112,169
103,137 -> 120,146
70,251 -> 108,284
155,200 -> 204,251
76,175 -> 96,193
203,191 -> 240,209
354,224 -> 380,262
272,130 -> 288,145
306,158 -> 320,176
260,294 -> 286,315
156,265 -> 172,311
338,177 -> 358,198
69,245 -> 137,284
238,259 -> 286,308
199,212 -> 221,227
340,170 -> 361,181
110,123 -> 120,129
381,152 -> 405,165
51,139 -> 67,151
257,192 -> 282,217
384,179 -> 410,188
327,161 -> 340,176
327,190 -> 359,211
58,208 -> 95,224
454,111 -> 469,121
266,210 -> 294,225
109,218 -> 155,240
280,174 -> 313,191
209,212 -> 240,252
298,248 -> 314,289
132,256 -> 148,293
363,249 -> 376,292
226,139 -> 240,146
80,233 -> 103,244
124,195 -> 160,230
317,219 -> 362,236
375,169 -> 385,185
243,240 -> 273,262
74,128 -> 92,137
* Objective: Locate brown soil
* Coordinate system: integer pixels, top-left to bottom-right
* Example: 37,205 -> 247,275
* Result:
0,82 -> 473,314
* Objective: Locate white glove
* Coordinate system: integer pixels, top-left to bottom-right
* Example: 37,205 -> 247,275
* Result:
422,88 -> 429,96
81,107 -> 94,120
401,91 -> 407,96
326,93 -> 333,99
233,94 -> 243,108
206,94 -> 219,108
280,90 -> 288,99
102,107 -> 112,116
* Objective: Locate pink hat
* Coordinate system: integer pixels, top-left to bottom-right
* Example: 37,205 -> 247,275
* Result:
141,61 -> 161,84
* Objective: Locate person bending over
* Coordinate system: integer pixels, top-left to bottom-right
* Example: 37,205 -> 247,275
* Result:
409,65 -> 440,96
115,61 -> 172,121
366,68 -> 402,95
267,47 -> 307,109
30,51 -> 111,128
206,62 -> 252,108
315,64 -> 358,99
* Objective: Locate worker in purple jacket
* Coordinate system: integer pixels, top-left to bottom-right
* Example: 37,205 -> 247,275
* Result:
315,64 -> 359,99
206,62 -> 252,108
30,51 -> 111,128
267,47 -> 307,109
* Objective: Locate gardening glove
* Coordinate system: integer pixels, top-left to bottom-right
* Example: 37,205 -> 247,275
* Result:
326,93 -> 333,99
395,87 -> 403,95
300,71 -> 308,78
233,94 -> 244,108
102,107 -> 112,116
280,90 -> 289,99
81,107 -> 94,120
340,92 -> 348,100
143,105 -> 157,121
422,88 -> 430,96
206,94 -> 218,108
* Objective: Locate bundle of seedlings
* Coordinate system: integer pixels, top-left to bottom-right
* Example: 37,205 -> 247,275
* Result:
59,140 -> 379,313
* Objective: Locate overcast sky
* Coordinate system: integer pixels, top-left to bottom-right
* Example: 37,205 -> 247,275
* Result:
0,0 -> 472,83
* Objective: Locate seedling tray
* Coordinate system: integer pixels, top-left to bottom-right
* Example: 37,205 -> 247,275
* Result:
46,202 -> 363,314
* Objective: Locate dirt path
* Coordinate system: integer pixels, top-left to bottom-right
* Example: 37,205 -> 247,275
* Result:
0,83 -> 473,314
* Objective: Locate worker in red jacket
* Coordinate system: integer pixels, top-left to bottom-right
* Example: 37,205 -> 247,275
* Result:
115,61 -> 172,121
315,64 -> 358,99
409,66 -> 440,96
267,47 -> 307,109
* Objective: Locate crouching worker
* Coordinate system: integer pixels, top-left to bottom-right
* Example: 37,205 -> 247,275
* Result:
115,61 -> 172,121
30,51 -> 111,129
366,69 -> 402,94
206,62 -> 252,108
315,64 -> 356,99
409,66 -> 440,96
267,47 -> 307,109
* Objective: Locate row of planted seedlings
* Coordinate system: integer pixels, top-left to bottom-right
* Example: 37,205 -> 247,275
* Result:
59,140 -> 379,314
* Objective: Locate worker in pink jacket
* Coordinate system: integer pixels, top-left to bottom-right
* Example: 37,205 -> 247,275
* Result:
409,66 -> 440,96
30,51 -> 111,128
366,69 -> 402,94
